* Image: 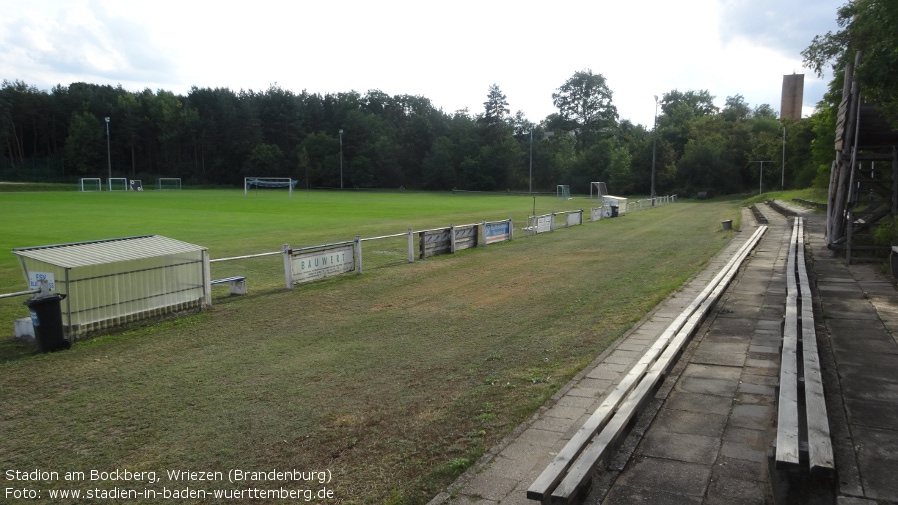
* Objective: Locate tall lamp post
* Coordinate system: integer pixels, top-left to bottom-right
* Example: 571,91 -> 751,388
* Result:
749,160 -> 773,195
338,128 -> 343,189
528,128 -> 553,194
105,117 -> 111,184
528,125 -> 533,194
651,96 -> 659,206
781,127 -> 786,191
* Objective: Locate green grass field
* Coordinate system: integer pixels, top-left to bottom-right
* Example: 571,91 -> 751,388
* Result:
0,187 -> 743,504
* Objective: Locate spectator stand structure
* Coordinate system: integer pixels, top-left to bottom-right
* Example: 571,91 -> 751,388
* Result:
825,51 -> 898,264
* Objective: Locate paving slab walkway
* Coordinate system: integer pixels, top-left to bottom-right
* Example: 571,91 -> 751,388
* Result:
801,205 -> 898,505
588,203 -> 790,505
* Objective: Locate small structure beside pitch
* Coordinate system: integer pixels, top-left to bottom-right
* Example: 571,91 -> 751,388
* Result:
13,235 -> 210,340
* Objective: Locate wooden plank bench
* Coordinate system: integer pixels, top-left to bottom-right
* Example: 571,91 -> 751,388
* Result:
527,226 -> 768,504
773,217 -> 834,480
211,276 -> 247,295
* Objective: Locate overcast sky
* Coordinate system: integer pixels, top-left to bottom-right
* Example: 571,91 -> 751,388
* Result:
1,0 -> 845,128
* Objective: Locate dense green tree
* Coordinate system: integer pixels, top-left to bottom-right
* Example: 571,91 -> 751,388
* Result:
617,120 -> 656,194
254,84 -> 302,152
722,95 -> 751,122
677,136 -> 740,195
296,146 -> 311,189
537,132 -> 577,190
805,78 -> 844,188
298,132 -> 340,187
421,136 -> 456,190
803,0 -> 898,127
552,69 -> 618,148
64,111 -> 105,176
480,84 -> 510,145
0,83 -> 23,170
657,89 -> 718,159
2,74 -> 806,196
0,81 -> 51,171
242,143 -> 286,177
784,118 -> 817,189
115,92 -> 144,176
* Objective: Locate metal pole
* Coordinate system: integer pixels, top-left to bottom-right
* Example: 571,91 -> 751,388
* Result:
338,129 -> 343,189
529,128 -> 533,194
749,161 -> 772,195
651,98 -> 657,204
105,117 -> 111,183
782,126 -> 786,191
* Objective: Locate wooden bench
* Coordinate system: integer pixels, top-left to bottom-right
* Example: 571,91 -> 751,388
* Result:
211,276 -> 247,295
773,217 -> 834,480
527,226 -> 768,504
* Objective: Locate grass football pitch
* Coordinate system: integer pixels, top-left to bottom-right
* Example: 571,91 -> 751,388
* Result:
0,188 -> 741,504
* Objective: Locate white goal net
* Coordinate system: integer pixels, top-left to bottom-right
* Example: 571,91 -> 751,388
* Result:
107,178 -> 128,191
157,178 -> 182,190
590,182 -> 608,199
556,185 -> 571,200
244,177 -> 297,197
79,178 -> 102,192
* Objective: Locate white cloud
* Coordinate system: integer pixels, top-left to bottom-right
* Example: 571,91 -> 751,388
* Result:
0,0 -> 844,126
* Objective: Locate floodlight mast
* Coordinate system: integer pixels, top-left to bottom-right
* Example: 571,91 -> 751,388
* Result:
528,128 -> 553,194
528,125 -> 533,194
748,160 -> 773,195
782,127 -> 786,191
651,96 -> 659,206
105,117 -> 111,181
339,129 -> 344,189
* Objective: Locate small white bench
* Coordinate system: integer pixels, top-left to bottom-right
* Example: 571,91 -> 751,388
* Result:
211,276 -> 247,295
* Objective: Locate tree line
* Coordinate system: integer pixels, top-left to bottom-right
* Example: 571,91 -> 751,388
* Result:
1,69 -> 829,196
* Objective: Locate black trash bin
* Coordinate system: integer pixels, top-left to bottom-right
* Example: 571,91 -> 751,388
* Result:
24,293 -> 70,353
610,206 -> 619,218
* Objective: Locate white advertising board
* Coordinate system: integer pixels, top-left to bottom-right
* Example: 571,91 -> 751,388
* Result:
27,272 -> 56,291
289,245 -> 355,285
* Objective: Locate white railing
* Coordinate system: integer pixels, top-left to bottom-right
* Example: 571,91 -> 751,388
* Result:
626,194 -> 677,213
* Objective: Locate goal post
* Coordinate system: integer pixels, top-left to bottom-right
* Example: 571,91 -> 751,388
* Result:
107,178 -> 128,191
590,182 -> 608,199
157,178 -> 182,190
556,184 -> 571,200
244,177 -> 297,197
79,178 -> 102,192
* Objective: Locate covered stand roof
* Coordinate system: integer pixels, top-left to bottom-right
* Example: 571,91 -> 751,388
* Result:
13,235 -> 206,268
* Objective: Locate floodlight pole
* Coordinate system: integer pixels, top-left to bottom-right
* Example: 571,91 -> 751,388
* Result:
782,126 -> 786,191
105,117 -> 111,182
528,126 -> 533,194
749,160 -> 773,195
338,129 -> 344,189
651,96 -> 659,206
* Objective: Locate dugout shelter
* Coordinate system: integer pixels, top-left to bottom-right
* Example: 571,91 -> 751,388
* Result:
13,235 -> 210,340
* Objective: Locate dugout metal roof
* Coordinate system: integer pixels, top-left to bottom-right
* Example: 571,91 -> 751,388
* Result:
12,235 -> 206,268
